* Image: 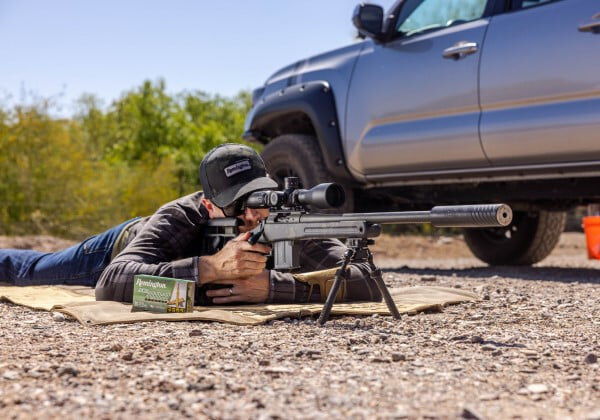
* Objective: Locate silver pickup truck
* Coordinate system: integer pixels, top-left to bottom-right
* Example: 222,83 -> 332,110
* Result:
244,0 -> 600,265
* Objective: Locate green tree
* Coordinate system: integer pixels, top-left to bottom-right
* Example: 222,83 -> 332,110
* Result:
0,80 -> 252,238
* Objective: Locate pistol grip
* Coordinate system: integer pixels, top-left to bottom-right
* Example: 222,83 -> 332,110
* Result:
248,230 -> 262,245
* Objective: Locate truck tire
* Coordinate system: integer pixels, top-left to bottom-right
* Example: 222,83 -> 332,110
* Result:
261,134 -> 354,212
463,210 -> 566,265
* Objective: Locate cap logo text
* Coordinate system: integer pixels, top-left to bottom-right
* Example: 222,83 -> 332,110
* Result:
224,159 -> 251,177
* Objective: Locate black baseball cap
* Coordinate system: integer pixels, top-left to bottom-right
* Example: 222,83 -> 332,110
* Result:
199,143 -> 278,207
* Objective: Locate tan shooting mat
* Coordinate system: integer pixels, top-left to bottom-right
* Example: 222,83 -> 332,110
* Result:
0,283 -> 477,326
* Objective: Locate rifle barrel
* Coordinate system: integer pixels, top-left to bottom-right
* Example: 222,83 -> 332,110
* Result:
301,204 -> 512,228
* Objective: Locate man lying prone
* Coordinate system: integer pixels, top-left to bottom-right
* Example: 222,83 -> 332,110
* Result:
0,144 -> 382,305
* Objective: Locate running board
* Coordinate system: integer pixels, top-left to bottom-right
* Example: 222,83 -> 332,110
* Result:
365,160 -> 600,187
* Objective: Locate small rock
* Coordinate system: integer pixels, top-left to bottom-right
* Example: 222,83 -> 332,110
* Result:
450,334 -> 469,341
122,352 -> 134,361
71,396 -> 87,406
258,359 -> 270,366
481,345 -> 496,351
461,406 -> 483,419
188,381 -> 215,392
392,405 -> 410,418
491,350 -> 502,357
526,383 -> 549,394
262,366 -> 293,375
391,353 -> 406,362
101,343 -> 123,352
483,294 -> 490,301
52,312 -> 66,322
370,357 -> 390,363
470,335 -> 484,344
58,366 -> 78,377
420,275 -> 437,282
584,353 -> 597,364
2,370 -> 20,380
479,393 -> 499,401
188,329 -> 203,337
413,368 -> 435,376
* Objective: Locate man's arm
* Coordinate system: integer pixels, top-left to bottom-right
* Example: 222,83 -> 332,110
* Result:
95,201 -> 207,302
268,239 -> 382,304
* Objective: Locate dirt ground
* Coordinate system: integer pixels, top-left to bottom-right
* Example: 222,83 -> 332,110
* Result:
1,233 -> 599,419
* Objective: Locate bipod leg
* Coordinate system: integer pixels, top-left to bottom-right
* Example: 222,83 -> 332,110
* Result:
317,248 -> 353,326
367,251 -> 401,320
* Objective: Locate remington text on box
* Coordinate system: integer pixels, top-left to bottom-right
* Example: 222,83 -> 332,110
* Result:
132,275 -> 195,313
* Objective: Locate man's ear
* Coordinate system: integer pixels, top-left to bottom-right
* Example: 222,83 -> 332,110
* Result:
201,198 -> 224,219
200,197 -> 213,211
201,198 -> 215,216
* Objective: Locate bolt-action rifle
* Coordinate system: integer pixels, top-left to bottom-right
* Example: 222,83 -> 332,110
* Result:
205,177 -> 512,325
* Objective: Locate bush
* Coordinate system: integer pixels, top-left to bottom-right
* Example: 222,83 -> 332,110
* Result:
0,80 -> 251,239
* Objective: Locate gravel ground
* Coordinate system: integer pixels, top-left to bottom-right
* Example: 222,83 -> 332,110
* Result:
1,233 -> 599,419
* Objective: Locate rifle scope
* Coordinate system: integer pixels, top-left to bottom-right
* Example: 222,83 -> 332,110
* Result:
245,177 -> 345,210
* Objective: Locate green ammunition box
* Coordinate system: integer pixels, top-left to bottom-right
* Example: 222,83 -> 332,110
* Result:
132,275 -> 195,313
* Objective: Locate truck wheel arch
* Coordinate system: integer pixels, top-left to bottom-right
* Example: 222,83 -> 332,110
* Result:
243,81 -> 355,183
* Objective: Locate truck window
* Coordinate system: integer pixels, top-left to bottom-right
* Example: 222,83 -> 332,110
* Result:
511,0 -> 556,10
396,0 -> 488,37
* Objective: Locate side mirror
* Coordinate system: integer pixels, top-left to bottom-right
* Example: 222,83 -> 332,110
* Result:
352,3 -> 384,40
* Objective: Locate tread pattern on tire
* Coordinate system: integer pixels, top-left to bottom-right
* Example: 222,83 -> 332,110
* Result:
263,134 -> 330,181
464,210 -> 566,266
516,210 -> 566,265
261,134 -> 354,212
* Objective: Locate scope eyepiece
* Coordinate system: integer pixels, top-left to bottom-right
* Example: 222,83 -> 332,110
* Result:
245,190 -> 284,208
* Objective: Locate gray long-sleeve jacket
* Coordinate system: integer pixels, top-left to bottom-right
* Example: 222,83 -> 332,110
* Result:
95,192 -> 382,304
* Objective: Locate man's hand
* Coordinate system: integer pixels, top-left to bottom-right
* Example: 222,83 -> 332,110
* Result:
205,270 -> 270,304
198,232 -> 271,284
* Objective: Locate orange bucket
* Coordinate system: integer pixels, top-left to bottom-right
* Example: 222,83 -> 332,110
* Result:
583,216 -> 600,259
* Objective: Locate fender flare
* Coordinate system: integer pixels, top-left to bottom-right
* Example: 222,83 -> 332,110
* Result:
243,80 -> 355,183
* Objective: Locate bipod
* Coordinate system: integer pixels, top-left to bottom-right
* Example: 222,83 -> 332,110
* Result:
317,238 -> 401,325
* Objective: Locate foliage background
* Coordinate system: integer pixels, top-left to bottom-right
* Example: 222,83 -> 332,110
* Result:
0,80 -> 251,238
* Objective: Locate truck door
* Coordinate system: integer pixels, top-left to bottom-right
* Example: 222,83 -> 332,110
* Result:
345,0 -> 493,178
479,0 -> 600,165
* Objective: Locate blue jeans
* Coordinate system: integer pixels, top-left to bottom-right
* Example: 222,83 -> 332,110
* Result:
0,218 -> 137,287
